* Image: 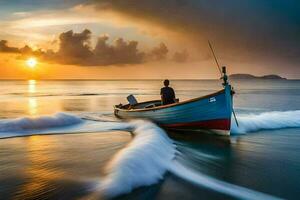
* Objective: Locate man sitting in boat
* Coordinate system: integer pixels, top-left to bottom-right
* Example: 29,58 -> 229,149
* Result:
160,79 -> 176,105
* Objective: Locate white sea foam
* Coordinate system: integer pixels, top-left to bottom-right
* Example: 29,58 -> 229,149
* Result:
169,161 -> 282,200
0,113 -> 131,139
0,112 -> 292,199
0,112 -> 82,132
96,120 -> 176,198
94,120 -> 280,200
232,110 -> 300,134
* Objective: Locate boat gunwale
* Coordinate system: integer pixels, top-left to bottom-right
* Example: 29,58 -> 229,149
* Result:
114,88 -> 225,112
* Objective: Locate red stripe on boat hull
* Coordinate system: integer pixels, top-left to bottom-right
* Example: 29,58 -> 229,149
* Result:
163,119 -> 231,131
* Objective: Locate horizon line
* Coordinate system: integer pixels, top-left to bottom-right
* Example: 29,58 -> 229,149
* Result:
0,78 -> 298,81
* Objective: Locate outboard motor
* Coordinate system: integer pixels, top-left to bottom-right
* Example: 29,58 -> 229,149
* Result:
127,94 -> 138,106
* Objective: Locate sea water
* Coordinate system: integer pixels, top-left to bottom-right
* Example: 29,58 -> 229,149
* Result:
0,79 -> 300,199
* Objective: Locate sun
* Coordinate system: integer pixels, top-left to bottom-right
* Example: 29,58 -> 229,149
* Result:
26,58 -> 38,68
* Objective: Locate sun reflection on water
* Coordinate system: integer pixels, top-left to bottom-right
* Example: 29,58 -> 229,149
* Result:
28,98 -> 37,115
28,80 -> 36,94
28,80 -> 37,115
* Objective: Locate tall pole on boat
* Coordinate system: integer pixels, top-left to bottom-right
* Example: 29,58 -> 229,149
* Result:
208,40 -> 239,127
208,40 -> 222,77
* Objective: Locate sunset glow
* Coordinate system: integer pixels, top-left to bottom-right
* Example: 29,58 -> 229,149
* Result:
1,2 -> 300,199
26,58 -> 37,69
0,1 -> 299,79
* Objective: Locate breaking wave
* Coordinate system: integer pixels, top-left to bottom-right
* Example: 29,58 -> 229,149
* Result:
169,162 -> 281,200
0,113 -> 291,199
0,113 -> 131,139
93,120 -> 280,199
232,110 -> 300,134
0,113 -> 82,132
95,120 -> 176,198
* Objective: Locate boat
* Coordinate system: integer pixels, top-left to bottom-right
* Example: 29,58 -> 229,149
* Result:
114,67 -> 235,136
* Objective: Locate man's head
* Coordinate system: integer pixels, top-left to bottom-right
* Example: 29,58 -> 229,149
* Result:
164,79 -> 170,87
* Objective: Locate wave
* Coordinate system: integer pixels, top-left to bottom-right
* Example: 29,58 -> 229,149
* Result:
95,120 -> 176,198
232,110 -> 300,134
0,113 -> 82,132
0,112 -> 290,199
92,120 -> 280,199
169,161 -> 281,200
0,112 -> 137,139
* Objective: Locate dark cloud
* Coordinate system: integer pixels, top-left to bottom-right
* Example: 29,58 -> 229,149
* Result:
0,29 -> 185,66
0,40 -> 47,57
149,42 -> 168,61
54,29 -> 94,65
173,50 -> 188,63
93,35 -> 145,65
20,45 -> 34,54
51,29 -> 147,65
90,0 -> 300,68
0,40 -> 19,53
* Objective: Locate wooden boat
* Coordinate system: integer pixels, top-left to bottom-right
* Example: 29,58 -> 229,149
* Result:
114,68 -> 235,135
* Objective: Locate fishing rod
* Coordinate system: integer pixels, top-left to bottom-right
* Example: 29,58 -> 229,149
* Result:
208,40 -> 222,77
208,40 -> 239,127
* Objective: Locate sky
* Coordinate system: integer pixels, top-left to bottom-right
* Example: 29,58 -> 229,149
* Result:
0,0 -> 299,79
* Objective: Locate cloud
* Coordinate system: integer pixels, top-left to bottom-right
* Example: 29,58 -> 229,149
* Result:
0,29 -> 185,66
149,42 -> 168,61
45,29 -> 146,65
0,40 -> 45,58
89,0 -> 300,66
55,29 -> 94,65
93,35 -> 145,65
0,40 -> 19,53
173,50 -> 188,63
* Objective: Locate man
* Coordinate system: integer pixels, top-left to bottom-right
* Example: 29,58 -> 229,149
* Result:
160,79 -> 176,105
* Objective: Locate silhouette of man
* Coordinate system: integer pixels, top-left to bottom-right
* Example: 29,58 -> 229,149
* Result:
160,79 -> 176,105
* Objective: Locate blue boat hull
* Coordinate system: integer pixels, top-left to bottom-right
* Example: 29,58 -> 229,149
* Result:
114,85 -> 233,135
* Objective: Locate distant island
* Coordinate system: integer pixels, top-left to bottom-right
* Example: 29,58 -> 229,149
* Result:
229,74 -> 287,80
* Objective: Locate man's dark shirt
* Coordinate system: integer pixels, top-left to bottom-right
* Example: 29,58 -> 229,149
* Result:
160,86 -> 175,105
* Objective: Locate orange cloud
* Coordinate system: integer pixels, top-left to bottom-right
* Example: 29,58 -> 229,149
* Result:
0,29 -> 190,67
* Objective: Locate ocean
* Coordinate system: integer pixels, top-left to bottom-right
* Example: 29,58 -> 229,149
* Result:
0,79 -> 300,200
